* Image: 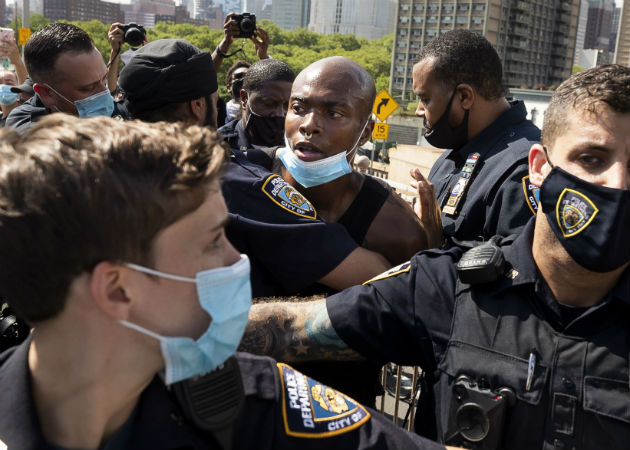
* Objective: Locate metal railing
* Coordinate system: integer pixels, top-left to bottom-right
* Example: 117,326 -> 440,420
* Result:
377,364 -> 423,430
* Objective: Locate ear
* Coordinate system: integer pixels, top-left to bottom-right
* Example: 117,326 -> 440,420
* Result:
456,84 -> 475,110
188,96 -> 206,125
358,119 -> 374,146
239,89 -> 248,108
33,83 -> 56,110
89,261 -> 133,321
529,143 -> 550,186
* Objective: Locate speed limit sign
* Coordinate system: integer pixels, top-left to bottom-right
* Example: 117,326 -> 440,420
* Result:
372,123 -> 389,140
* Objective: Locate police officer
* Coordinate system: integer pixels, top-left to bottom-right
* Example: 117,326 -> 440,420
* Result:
241,65 -> 630,450
218,58 -> 295,162
118,39 -> 391,297
6,23 -> 121,133
411,29 -> 541,245
0,116 -> 448,450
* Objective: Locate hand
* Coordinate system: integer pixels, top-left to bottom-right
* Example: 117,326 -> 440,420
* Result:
410,168 -> 443,249
108,23 -> 125,54
0,36 -> 20,61
251,26 -> 269,60
218,12 -> 240,54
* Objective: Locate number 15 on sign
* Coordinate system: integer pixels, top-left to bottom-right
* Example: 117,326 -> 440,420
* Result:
372,123 -> 389,140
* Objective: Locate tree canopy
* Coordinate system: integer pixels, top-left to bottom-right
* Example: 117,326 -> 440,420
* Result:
17,17 -> 393,101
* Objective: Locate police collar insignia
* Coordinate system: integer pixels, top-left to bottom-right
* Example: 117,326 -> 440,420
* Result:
521,175 -> 539,215
364,261 -> 411,285
278,363 -> 370,438
555,188 -> 598,237
262,175 -> 317,219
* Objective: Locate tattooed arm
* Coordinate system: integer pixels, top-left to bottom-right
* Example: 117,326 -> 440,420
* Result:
238,298 -> 364,362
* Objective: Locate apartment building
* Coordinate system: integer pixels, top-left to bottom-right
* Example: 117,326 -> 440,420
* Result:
308,0 -> 396,39
390,0 -> 580,102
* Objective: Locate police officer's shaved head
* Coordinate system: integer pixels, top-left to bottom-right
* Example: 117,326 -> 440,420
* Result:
295,56 -> 376,121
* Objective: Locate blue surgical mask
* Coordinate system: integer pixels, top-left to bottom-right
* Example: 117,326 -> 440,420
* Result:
120,255 -> 252,385
278,119 -> 370,188
0,84 -> 18,106
47,84 -> 115,118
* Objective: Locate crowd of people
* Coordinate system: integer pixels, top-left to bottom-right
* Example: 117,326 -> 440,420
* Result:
0,14 -> 628,450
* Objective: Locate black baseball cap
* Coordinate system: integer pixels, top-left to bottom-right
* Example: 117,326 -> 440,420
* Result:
10,76 -> 34,96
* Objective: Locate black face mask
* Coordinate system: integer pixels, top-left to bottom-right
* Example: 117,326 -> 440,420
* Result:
424,88 -> 469,150
539,165 -> 630,272
244,105 -> 285,147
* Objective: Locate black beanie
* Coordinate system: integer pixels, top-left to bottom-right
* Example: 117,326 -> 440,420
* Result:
119,39 -> 218,113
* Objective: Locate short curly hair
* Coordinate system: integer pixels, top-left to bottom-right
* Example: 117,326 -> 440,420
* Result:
543,64 -> 630,148
416,29 -> 505,100
242,59 -> 295,93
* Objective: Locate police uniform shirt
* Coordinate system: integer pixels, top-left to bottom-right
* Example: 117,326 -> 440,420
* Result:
0,338 -> 445,450
219,119 -> 276,170
327,218 -> 630,449
223,148 -> 358,297
428,100 -> 540,242
218,118 -> 249,153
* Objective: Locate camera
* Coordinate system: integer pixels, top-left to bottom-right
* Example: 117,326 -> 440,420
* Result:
0,304 -> 29,352
444,375 -> 515,449
118,23 -> 146,48
235,13 -> 256,38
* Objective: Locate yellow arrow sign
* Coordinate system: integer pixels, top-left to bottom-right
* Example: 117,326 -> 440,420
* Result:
18,28 -> 30,46
372,89 -> 398,122
372,122 -> 389,140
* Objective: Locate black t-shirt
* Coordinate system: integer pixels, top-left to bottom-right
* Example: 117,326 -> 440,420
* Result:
223,148 -> 358,297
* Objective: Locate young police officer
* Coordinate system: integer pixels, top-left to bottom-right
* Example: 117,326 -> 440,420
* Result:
0,115 -> 447,449
241,65 -> 630,450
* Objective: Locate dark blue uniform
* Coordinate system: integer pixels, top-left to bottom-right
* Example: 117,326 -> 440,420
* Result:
4,94 -> 129,135
0,338 -> 444,450
327,218 -> 630,449
219,118 -> 250,153
223,148 -> 358,297
428,101 -> 540,242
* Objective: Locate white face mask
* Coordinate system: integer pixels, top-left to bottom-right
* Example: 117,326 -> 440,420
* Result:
278,119 -> 370,188
119,255 -> 252,385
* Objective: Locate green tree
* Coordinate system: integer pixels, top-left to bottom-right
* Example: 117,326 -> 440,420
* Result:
572,65 -> 584,74
36,18 -> 394,102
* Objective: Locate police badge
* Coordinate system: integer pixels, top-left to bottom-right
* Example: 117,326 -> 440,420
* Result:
262,175 -> 317,219
521,175 -> 540,214
277,363 -> 370,438
555,188 -> 599,238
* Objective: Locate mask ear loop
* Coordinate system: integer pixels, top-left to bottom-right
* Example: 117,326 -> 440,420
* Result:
542,146 -> 555,168
346,118 -> 371,160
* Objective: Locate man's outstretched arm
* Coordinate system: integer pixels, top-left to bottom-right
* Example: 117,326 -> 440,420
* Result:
239,298 -> 364,362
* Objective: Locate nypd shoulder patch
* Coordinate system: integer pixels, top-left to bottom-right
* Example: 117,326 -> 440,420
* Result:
262,175 -> 317,219
363,261 -> 411,285
278,363 -> 370,438
555,188 -> 599,238
521,175 -> 540,215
